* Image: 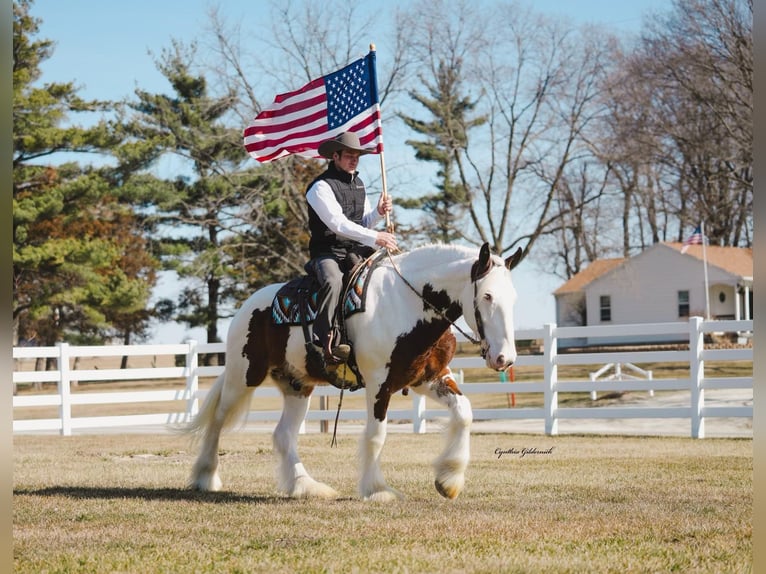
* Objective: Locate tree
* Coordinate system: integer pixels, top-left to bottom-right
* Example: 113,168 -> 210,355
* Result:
13,0 -> 158,347
119,39 -> 250,350
398,59 -> 485,243
548,161 -> 617,280
398,0 -> 615,269
188,0 -> 417,294
601,0 -> 752,249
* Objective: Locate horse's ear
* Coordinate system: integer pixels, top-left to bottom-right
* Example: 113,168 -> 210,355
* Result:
505,247 -> 523,271
473,242 -> 492,280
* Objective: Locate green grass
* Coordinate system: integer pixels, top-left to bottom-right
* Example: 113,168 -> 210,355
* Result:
14,432 -> 752,573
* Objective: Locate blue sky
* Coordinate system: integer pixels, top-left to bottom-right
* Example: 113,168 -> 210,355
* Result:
29,0 -> 671,342
34,0 -> 668,101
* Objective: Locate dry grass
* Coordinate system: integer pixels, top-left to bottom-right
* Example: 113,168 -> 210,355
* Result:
14,432 -> 751,573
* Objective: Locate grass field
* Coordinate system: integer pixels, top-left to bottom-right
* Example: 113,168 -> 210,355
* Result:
14,432 -> 752,573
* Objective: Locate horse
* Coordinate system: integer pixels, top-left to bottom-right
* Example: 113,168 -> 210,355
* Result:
185,242 -> 522,501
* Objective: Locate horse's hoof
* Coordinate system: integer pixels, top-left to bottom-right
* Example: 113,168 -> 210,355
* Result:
291,477 -> 339,499
189,473 -> 222,492
363,488 -> 403,502
434,477 -> 463,500
189,481 -> 222,492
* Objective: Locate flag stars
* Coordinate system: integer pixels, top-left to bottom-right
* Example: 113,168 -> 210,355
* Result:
325,59 -> 373,129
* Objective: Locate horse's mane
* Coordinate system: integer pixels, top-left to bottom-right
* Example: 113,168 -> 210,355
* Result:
389,243 -> 478,273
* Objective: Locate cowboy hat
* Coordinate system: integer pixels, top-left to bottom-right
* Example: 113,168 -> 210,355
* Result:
317,132 -> 374,159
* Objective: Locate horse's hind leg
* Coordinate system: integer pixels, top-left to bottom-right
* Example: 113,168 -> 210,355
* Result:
410,367 -> 472,499
188,370 -> 254,492
273,389 -> 338,499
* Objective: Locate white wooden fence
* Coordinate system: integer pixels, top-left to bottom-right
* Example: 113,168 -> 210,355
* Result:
12,318 -> 752,438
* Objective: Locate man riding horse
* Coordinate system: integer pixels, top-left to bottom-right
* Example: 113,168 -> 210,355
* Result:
305,132 -> 397,364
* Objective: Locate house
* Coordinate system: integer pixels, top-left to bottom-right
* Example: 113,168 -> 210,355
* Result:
553,243 -> 753,346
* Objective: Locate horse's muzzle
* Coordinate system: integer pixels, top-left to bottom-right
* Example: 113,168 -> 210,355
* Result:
487,352 -> 516,371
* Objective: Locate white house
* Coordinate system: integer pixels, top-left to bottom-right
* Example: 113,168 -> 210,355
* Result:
553,243 -> 753,346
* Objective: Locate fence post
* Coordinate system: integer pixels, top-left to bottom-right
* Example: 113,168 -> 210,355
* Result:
57,342 -> 72,436
543,323 -> 558,435
689,317 -> 705,438
589,371 -> 597,401
319,396 -> 329,433
186,340 -> 199,422
412,393 -> 427,434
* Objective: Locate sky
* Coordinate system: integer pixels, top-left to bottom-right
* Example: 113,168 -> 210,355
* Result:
29,0 -> 671,344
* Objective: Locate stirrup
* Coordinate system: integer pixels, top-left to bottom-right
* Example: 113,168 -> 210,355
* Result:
310,342 -> 350,365
323,328 -> 351,364
329,344 -> 351,363
323,341 -> 351,364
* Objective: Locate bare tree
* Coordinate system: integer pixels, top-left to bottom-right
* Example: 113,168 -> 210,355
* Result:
398,0 -> 616,269
202,1 -> 415,122
549,161 -> 618,279
601,0 -> 752,248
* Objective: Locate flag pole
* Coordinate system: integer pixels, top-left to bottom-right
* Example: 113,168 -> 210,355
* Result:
370,43 -> 394,234
701,221 -> 710,320
379,148 -> 393,233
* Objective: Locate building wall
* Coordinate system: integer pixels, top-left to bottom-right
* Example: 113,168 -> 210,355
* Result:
555,292 -> 585,326
708,283 -> 737,319
582,245 -> 738,345
555,292 -> 587,347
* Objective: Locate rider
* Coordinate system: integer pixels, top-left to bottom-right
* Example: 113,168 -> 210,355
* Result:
306,132 -> 397,364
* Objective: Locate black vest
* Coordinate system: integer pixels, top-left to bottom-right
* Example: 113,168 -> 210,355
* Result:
306,163 -> 367,259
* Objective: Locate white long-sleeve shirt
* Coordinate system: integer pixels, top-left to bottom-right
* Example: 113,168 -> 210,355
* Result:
306,179 -> 383,248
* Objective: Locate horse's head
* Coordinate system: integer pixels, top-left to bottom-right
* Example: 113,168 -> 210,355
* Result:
465,243 -> 522,371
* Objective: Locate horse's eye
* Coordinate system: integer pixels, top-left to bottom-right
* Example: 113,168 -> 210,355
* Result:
483,293 -> 493,302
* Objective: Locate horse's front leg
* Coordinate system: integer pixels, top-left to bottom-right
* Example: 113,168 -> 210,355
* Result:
359,383 -> 403,502
411,367 -> 473,499
273,387 -> 339,499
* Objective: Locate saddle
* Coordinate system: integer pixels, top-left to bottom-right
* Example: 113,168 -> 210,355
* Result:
269,250 -> 386,391
271,250 -> 382,327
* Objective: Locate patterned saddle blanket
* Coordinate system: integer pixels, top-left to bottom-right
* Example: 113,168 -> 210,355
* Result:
271,257 -> 379,326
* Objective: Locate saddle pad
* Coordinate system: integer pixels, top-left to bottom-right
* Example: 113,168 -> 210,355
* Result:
343,262 -> 373,317
271,276 -> 319,326
271,260 -> 377,327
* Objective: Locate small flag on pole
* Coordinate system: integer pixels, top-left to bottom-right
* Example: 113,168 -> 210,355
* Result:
681,225 -> 704,253
244,51 -> 383,163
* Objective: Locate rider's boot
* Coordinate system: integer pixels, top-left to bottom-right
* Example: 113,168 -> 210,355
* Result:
322,331 -> 351,364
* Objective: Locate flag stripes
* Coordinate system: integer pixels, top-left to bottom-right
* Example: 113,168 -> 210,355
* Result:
244,52 -> 383,163
681,225 -> 704,254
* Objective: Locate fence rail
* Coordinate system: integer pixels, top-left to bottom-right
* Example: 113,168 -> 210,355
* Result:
12,318 -> 752,438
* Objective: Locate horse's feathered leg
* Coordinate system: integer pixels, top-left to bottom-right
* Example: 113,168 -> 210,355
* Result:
358,385 -> 403,501
273,389 -> 339,499
410,367 -> 472,499
186,370 -> 254,491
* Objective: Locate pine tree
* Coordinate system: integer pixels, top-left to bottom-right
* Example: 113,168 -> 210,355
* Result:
398,60 -> 485,243
120,40 -> 249,349
13,1 -> 159,347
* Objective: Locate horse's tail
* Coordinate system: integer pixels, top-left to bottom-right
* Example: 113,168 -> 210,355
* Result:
183,370 -> 252,444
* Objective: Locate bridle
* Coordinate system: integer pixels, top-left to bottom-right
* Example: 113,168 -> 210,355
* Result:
385,249 -> 489,358
470,263 -> 490,359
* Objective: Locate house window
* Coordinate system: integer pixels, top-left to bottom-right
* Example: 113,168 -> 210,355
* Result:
599,295 -> 611,322
678,290 -> 690,317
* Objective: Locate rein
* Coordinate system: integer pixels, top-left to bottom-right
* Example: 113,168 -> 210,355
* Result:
384,249 -> 486,355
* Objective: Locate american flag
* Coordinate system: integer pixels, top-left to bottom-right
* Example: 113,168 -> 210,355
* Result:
681,225 -> 704,253
244,51 -> 383,163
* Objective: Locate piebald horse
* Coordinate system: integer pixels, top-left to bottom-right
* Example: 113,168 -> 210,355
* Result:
186,242 -> 522,501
